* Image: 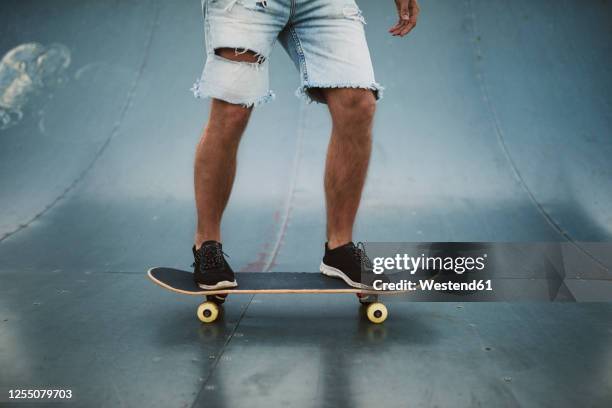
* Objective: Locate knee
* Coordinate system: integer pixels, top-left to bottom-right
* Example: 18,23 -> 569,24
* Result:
201,99 -> 252,148
211,99 -> 252,132
332,90 -> 377,127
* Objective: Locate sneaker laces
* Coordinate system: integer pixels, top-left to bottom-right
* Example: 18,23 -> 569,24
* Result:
193,244 -> 229,270
353,242 -> 373,271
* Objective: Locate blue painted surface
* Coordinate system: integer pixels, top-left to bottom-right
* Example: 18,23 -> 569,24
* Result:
0,1 -> 611,406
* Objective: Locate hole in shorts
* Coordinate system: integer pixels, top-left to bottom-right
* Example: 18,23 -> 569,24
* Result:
214,47 -> 265,64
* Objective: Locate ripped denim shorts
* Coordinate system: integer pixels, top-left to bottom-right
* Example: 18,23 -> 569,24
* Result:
192,0 -> 383,107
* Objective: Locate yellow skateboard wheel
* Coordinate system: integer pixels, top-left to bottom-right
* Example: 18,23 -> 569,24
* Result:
197,301 -> 219,323
366,302 -> 388,324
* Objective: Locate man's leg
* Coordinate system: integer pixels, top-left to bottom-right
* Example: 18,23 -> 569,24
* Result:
191,1 -> 286,289
321,88 -> 377,249
194,98 -> 252,248
282,1 -> 381,287
191,47 -> 269,290
193,48 -> 262,248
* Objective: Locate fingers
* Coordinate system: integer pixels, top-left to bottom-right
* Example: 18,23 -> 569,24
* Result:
389,17 -> 414,36
398,16 -> 417,36
389,0 -> 410,34
389,0 -> 419,37
389,20 -> 409,36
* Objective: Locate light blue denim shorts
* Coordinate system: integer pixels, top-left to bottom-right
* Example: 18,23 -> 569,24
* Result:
192,0 -> 383,107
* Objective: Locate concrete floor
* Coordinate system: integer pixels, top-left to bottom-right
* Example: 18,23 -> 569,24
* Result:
1,0 -> 611,406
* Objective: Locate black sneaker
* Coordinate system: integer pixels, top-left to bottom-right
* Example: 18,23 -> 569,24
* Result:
193,241 -> 237,290
320,241 -> 377,289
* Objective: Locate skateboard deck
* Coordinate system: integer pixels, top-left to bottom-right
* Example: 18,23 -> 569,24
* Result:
148,267 -> 402,323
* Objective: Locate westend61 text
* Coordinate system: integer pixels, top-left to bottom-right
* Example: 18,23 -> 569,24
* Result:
373,279 -> 493,292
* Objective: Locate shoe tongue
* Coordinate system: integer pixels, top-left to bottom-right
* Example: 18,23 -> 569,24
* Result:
195,241 -> 222,254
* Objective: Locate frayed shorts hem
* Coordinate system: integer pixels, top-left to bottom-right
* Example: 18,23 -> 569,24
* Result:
189,81 -> 384,107
296,82 -> 384,104
191,80 -> 275,108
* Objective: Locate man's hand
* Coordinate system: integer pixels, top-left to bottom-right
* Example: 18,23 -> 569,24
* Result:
389,0 -> 419,37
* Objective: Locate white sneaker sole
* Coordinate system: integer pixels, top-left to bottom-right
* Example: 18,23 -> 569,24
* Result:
319,262 -> 372,289
197,280 -> 238,290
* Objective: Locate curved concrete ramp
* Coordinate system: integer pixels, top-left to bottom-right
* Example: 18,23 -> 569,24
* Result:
0,0 -> 610,273
1,1 -> 611,407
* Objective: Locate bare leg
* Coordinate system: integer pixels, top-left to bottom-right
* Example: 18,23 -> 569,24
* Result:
194,99 -> 252,247
194,48 -> 262,248
321,88 -> 376,249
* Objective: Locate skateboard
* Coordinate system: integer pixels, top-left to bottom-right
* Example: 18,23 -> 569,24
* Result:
147,267 -> 403,324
